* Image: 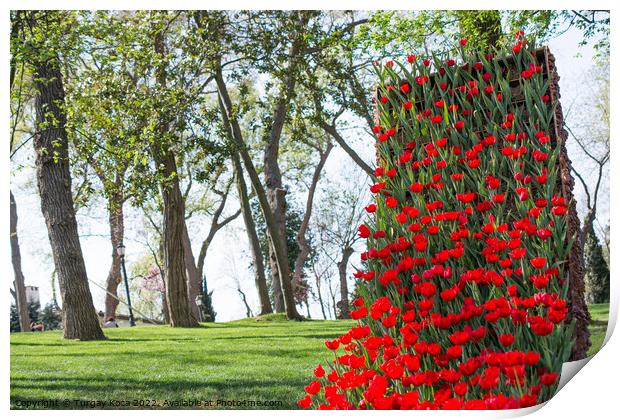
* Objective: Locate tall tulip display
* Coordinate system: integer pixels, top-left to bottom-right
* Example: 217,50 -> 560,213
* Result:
299,33 -> 574,410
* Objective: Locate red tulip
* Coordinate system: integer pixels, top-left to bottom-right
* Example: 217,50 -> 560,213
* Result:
530,257 -> 546,269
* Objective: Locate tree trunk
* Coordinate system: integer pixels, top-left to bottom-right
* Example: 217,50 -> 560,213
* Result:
182,219 -> 202,321
215,69 -> 302,320
292,143 -> 333,307
269,245 -> 285,312
264,158 -> 286,313
260,14 -> 309,318
338,246 -> 354,319
315,277 -> 328,320
237,286 -> 253,318
104,192 -> 124,320
158,239 -> 171,324
233,152 -> 273,315
10,190 -> 31,332
153,27 -> 198,328
32,59 -> 105,340
546,51 -> 591,360
155,150 -> 198,328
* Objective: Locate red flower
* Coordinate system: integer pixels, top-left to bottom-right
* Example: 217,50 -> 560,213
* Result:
409,182 -> 423,193
305,381 -> 321,395
530,257 -> 546,269
430,115 -> 443,124
297,395 -> 312,408
440,287 -> 458,302
418,282 -> 437,298
350,306 -> 368,320
459,38 -> 468,46
386,197 -> 398,208
540,372 -> 559,386
456,192 -> 475,203
358,224 -> 371,238
314,365 -> 325,378
325,339 -> 340,350
498,333 -> 515,347
531,320 -> 554,336
454,120 -> 465,131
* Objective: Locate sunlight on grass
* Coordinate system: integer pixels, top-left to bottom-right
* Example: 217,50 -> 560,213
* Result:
10,319 -> 354,409
11,304 -> 609,409
587,303 -> 610,357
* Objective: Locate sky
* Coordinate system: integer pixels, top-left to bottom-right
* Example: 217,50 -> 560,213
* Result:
9,23 -> 609,322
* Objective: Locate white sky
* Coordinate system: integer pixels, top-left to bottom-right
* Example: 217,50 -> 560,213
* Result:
9,25 -> 608,322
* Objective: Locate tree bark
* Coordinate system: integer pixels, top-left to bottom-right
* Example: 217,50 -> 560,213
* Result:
269,242 -> 286,312
264,117 -> 289,314
10,190 -> 31,332
215,67 -> 302,320
155,148 -> 197,327
32,57 -> 105,340
158,238 -> 171,324
233,151 -> 273,315
546,50 -> 591,360
181,220 -> 202,321
104,191 -> 124,320
153,24 -> 198,328
338,246 -> 354,319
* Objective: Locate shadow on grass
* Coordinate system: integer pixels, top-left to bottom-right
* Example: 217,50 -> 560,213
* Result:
11,376 -> 306,409
210,333 -> 342,341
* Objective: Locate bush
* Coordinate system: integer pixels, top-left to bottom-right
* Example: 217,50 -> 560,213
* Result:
39,302 -> 62,330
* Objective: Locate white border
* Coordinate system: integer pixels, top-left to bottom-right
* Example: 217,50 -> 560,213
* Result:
3,1 -> 618,419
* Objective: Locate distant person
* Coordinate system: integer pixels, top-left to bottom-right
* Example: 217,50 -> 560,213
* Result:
104,317 -> 119,328
30,322 -> 45,332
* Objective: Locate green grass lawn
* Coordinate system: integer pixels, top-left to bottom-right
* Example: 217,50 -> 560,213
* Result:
587,303 -> 610,357
10,305 -> 610,409
10,316 -> 354,409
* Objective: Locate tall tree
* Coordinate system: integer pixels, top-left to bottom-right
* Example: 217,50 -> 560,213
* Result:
215,71 -> 302,320
261,19 -> 307,312
10,14 -> 31,332
182,180 -> 240,319
10,191 -> 31,332
583,224 -> 610,304
151,15 -> 197,327
232,151 -> 273,315
18,11 -> 105,340
292,140 -> 333,309
314,170 -> 368,319
65,32 -> 135,320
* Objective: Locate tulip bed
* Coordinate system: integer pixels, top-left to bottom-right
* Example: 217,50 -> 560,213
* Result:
300,33 -> 578,410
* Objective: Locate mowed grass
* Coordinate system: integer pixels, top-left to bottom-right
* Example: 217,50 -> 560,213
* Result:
11,304 -> 610,409
11,316 -> 354,409
588,303 -> 610,357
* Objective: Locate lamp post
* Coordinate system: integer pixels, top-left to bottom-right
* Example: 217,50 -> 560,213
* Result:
117,243 -> 136,327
